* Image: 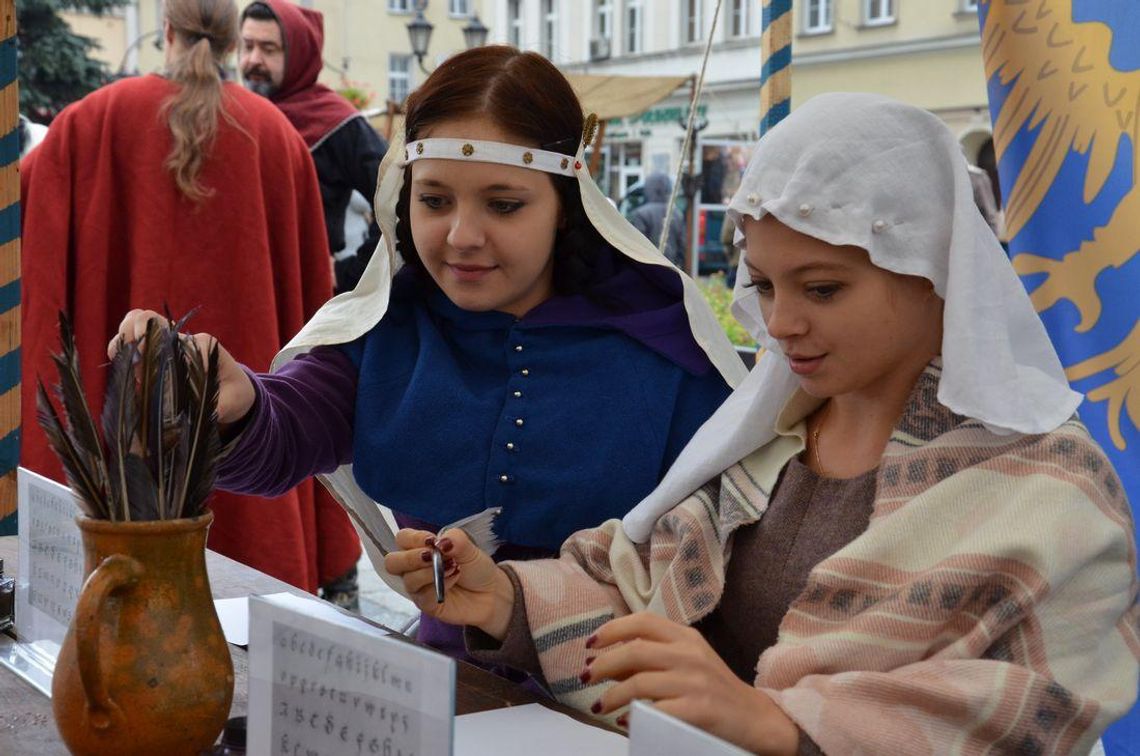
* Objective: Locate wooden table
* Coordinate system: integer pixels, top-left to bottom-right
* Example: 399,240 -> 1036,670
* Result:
0,536 -> 610,754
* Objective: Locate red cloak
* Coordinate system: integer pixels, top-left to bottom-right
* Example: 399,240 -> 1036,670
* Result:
21,74 -> 360,592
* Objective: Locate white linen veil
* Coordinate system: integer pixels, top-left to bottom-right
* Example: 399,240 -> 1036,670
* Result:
622,92 -> 1081,542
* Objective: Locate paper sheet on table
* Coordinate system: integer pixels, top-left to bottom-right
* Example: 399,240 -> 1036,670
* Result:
455,703 -> 626,756
214,596 -> 250,647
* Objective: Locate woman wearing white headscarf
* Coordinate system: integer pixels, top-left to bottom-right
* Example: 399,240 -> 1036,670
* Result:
386,93 -> 1139,754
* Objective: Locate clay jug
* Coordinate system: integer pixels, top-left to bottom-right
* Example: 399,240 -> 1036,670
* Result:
52,512 -> 234,755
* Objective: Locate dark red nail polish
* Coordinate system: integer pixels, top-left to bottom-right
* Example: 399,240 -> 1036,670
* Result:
420,550 -> 432,562
438,538 -> 454,553
578,669 -> 591,684
616,715 -> 628,728
424,536 -> 436,547
585,634 -> 597,649
585,656 -> 595,665
590,701 -> 602,714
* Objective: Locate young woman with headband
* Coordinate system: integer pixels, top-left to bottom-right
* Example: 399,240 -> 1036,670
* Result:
112,46 -> 746,670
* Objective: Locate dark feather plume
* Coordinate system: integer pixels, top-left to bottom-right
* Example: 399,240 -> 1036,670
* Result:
36,310 -> 222,522
100,336 -> 138,521
50,313 -> 109,505
36,377 -> 108,519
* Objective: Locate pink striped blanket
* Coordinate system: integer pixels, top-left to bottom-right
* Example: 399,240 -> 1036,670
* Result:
508,364 -> 1139,753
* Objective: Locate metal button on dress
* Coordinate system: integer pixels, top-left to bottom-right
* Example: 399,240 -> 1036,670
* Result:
514,345 -> 524,352
520,368 -> 529,376
798,203 -> 813,217
513,390 -> 522,398
499,474 -> 509,483
505,442 -> 515,451
515,418 -> 524,427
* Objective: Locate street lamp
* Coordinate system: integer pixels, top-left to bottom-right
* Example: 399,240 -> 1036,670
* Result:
406,1 -> 489,75
462,14 -> 489,50
407,2 -> 434,74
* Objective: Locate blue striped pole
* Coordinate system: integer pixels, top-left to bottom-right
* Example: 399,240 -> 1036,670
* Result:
760,0 -> 793,136
0,0 -> 18,535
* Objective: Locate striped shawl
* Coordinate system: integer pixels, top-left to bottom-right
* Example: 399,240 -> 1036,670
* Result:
507,364 -> 1139,753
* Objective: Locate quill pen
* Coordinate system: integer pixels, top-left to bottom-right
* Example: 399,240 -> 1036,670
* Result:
432,507 -> 502,604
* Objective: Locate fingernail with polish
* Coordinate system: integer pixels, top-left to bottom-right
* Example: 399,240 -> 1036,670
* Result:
420,550 -> 432,562
424,536 -> 436,547
616,714 -> 628,729
590,700 -> 602,714
585,656 -> 595,665
578,668 -> 591,684
585,634 -> 597,649
438,537 -> 454,554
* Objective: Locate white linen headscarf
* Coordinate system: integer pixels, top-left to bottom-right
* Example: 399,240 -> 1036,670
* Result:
622,92 -> 1082,543
268,109 -> 748,589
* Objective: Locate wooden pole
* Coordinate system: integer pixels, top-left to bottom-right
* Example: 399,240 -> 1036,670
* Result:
0,0 -> 19,533
759,0 -> 792,136
587,119 -> 606,180
384,98 -> 398,142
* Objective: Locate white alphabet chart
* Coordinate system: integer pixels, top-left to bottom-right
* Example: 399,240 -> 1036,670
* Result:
18,468 -> 84,632
0,469 -> 85,696
248,592 -> 455,756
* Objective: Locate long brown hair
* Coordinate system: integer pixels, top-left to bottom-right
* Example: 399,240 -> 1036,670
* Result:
161,0 -> 239,202
396,46 -> 613,295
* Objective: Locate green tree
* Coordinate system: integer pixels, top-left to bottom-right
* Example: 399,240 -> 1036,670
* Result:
18,0 -> 131,122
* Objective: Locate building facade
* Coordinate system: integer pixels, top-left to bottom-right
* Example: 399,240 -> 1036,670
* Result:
483,1 -> 994,191
480,0 -> 997,272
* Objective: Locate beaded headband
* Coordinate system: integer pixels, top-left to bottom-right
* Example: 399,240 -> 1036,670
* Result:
402,138 -> 582,176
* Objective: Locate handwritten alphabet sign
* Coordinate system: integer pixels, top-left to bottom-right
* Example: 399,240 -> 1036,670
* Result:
248,593 -> 454,756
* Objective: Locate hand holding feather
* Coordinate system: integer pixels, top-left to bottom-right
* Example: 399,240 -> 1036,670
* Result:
38,311 -> 224,521
383,527 -> 516,641
110,309 -> 255,427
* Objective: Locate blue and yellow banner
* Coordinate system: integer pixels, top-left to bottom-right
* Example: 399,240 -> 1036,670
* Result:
979,1 -> 1139,751
760,0 -> 793,136
0,2 -> 19,536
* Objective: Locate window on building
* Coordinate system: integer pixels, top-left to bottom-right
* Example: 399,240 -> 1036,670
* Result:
608,142 -> 643,204
508,0 -> 523,47
803,0 -> 833,33
683,0 -> 703,44
449,0 -> 470,15
541,0 -> 557,59
864,0 -> 894,24
729,0 -> 749,38
626,0 -> 643,53
388,0 -> 411,12
389,54 -> 411,104
594,0 -> 613,40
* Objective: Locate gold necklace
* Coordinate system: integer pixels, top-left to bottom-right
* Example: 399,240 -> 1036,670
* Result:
811,403 -> 830,477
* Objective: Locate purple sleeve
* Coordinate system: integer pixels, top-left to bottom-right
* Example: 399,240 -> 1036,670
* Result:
215,346 -> 357,497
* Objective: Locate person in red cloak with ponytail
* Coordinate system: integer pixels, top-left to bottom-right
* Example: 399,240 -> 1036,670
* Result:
20,0 -> 362,602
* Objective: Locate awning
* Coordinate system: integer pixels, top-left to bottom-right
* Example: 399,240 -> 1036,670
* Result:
361,73 -> 690,142
564,73 -> 691,121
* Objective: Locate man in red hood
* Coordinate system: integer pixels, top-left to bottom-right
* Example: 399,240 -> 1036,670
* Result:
240,0 -> 387,294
